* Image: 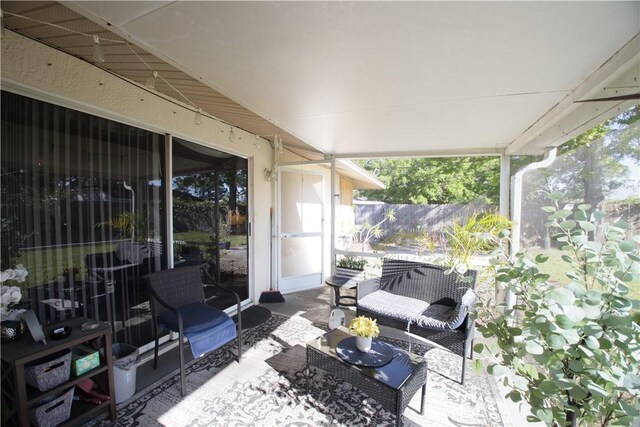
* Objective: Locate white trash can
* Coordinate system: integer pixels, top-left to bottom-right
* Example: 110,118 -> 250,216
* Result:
111,343 -> 139,403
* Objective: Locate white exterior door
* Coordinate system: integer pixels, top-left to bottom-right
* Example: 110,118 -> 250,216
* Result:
277,169 -> 324,293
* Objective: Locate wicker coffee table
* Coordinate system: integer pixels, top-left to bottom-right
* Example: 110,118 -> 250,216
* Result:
306,328 -> 428,427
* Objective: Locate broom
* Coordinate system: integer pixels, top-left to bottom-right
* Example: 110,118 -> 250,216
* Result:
259,208 -> 285,303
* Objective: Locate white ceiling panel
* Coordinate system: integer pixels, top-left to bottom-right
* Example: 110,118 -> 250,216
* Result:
72,1 -> 172,27
280,92 -> 563,156
70,1 -> 640,156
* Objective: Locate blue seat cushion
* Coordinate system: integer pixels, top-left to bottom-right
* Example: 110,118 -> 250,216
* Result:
159,302 -> 237,357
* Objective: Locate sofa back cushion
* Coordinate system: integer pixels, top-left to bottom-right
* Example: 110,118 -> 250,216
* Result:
379,258 -> 476,304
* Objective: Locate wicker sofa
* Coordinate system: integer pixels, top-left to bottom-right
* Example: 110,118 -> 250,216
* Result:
356,258 -> 478,384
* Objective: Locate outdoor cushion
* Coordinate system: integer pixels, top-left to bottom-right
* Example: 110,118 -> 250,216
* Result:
159,302 -> 237,357
357,290 -> 430,324
357,259 -> 478,384
461,288 -> 477,307
414,288 -> 477,330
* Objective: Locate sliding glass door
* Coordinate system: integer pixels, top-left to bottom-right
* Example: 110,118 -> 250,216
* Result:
0,92 -> 250,347
1,91 -> 166,346
171,138 -> 249,309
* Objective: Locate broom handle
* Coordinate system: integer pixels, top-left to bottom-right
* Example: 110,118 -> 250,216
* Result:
270,207 -> 275,291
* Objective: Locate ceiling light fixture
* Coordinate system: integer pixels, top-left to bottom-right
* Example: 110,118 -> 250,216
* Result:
194,108 -> 203,125
92,35 -> 105,63
145,71 -> 158,90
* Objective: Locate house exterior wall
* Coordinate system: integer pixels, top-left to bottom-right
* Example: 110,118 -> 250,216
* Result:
340,179 -> 354,207
338,178 -> 355,241
1,31 -> 273,300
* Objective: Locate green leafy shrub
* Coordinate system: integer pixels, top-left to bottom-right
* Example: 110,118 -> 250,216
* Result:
99,211 -> 149,242
336,256 -> 367,270
475,198 -> 640,426
349,208 -> 396,252
418,211 -> 512,275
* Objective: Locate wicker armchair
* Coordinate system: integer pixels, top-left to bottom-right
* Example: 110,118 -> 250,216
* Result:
144,265 -> 242,396
357,258 -> 477,384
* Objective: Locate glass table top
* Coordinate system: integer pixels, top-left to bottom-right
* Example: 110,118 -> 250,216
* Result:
307,327 -> 426,390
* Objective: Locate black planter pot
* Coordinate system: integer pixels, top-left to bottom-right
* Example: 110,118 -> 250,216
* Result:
334,267 -> 365,281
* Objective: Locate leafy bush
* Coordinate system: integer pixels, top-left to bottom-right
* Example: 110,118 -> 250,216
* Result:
348,208 -> 396,252
475,197 -> 640,426
99,212 -> 149,242
336,256 -> 367,270
418,211 -> 512,274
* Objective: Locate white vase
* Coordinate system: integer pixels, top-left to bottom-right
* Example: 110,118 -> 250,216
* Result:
355,336 -> 372,352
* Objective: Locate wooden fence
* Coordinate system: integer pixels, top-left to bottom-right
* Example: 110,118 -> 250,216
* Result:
354,201 -> 496,237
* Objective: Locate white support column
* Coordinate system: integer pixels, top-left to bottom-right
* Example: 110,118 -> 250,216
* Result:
506,148 -> 557,310
164,134 -> 174,268
330,156 -> 337,277
499,154 -> 511,221
510,148 -> 557,258
496,154 -> 511,307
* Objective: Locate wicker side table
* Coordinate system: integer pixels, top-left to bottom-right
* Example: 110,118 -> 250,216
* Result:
306,328 -> 428,427
325,276 -> 358,307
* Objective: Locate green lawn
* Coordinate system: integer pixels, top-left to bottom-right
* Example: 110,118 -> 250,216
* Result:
15,242 -> 117,288
15,232 -> 249,290
173,231 -> 247,247
530,248 -> 640,300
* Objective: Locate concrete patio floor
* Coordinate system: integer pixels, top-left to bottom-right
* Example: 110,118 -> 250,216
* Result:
135,285 -> 535,426
268,286 -> 535,427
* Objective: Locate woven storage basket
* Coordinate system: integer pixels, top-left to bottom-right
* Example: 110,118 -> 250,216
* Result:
25,350 -> 72,392
29,386 -> 74,427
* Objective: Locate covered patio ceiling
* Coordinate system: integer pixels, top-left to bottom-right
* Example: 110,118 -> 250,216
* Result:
3,2 -> 639,159
66,1 -> 639,157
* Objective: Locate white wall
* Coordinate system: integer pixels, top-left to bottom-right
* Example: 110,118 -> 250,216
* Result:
1,31 -> 273,300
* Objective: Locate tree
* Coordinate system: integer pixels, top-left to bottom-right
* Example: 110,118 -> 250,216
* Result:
518,105 -> 639,245
530,106 -> 638,204
356,156 -> 500,205
172,166 -> 249,234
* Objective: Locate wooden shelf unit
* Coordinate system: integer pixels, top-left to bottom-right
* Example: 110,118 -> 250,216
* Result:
1,317 -> 117,427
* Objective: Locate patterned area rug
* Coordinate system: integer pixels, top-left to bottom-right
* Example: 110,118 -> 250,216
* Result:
232,305 -> 272,329
88,313 -> 503,426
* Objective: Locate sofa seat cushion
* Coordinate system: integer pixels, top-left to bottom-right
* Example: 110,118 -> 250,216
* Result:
358,290 -> 430,323
414,288 -> 477,330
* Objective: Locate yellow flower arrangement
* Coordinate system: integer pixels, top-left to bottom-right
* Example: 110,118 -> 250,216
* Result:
348,316 -> 380,338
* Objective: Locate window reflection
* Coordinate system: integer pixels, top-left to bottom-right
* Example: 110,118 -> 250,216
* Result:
0,91 -> 166,346
171,139 -> 249,309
